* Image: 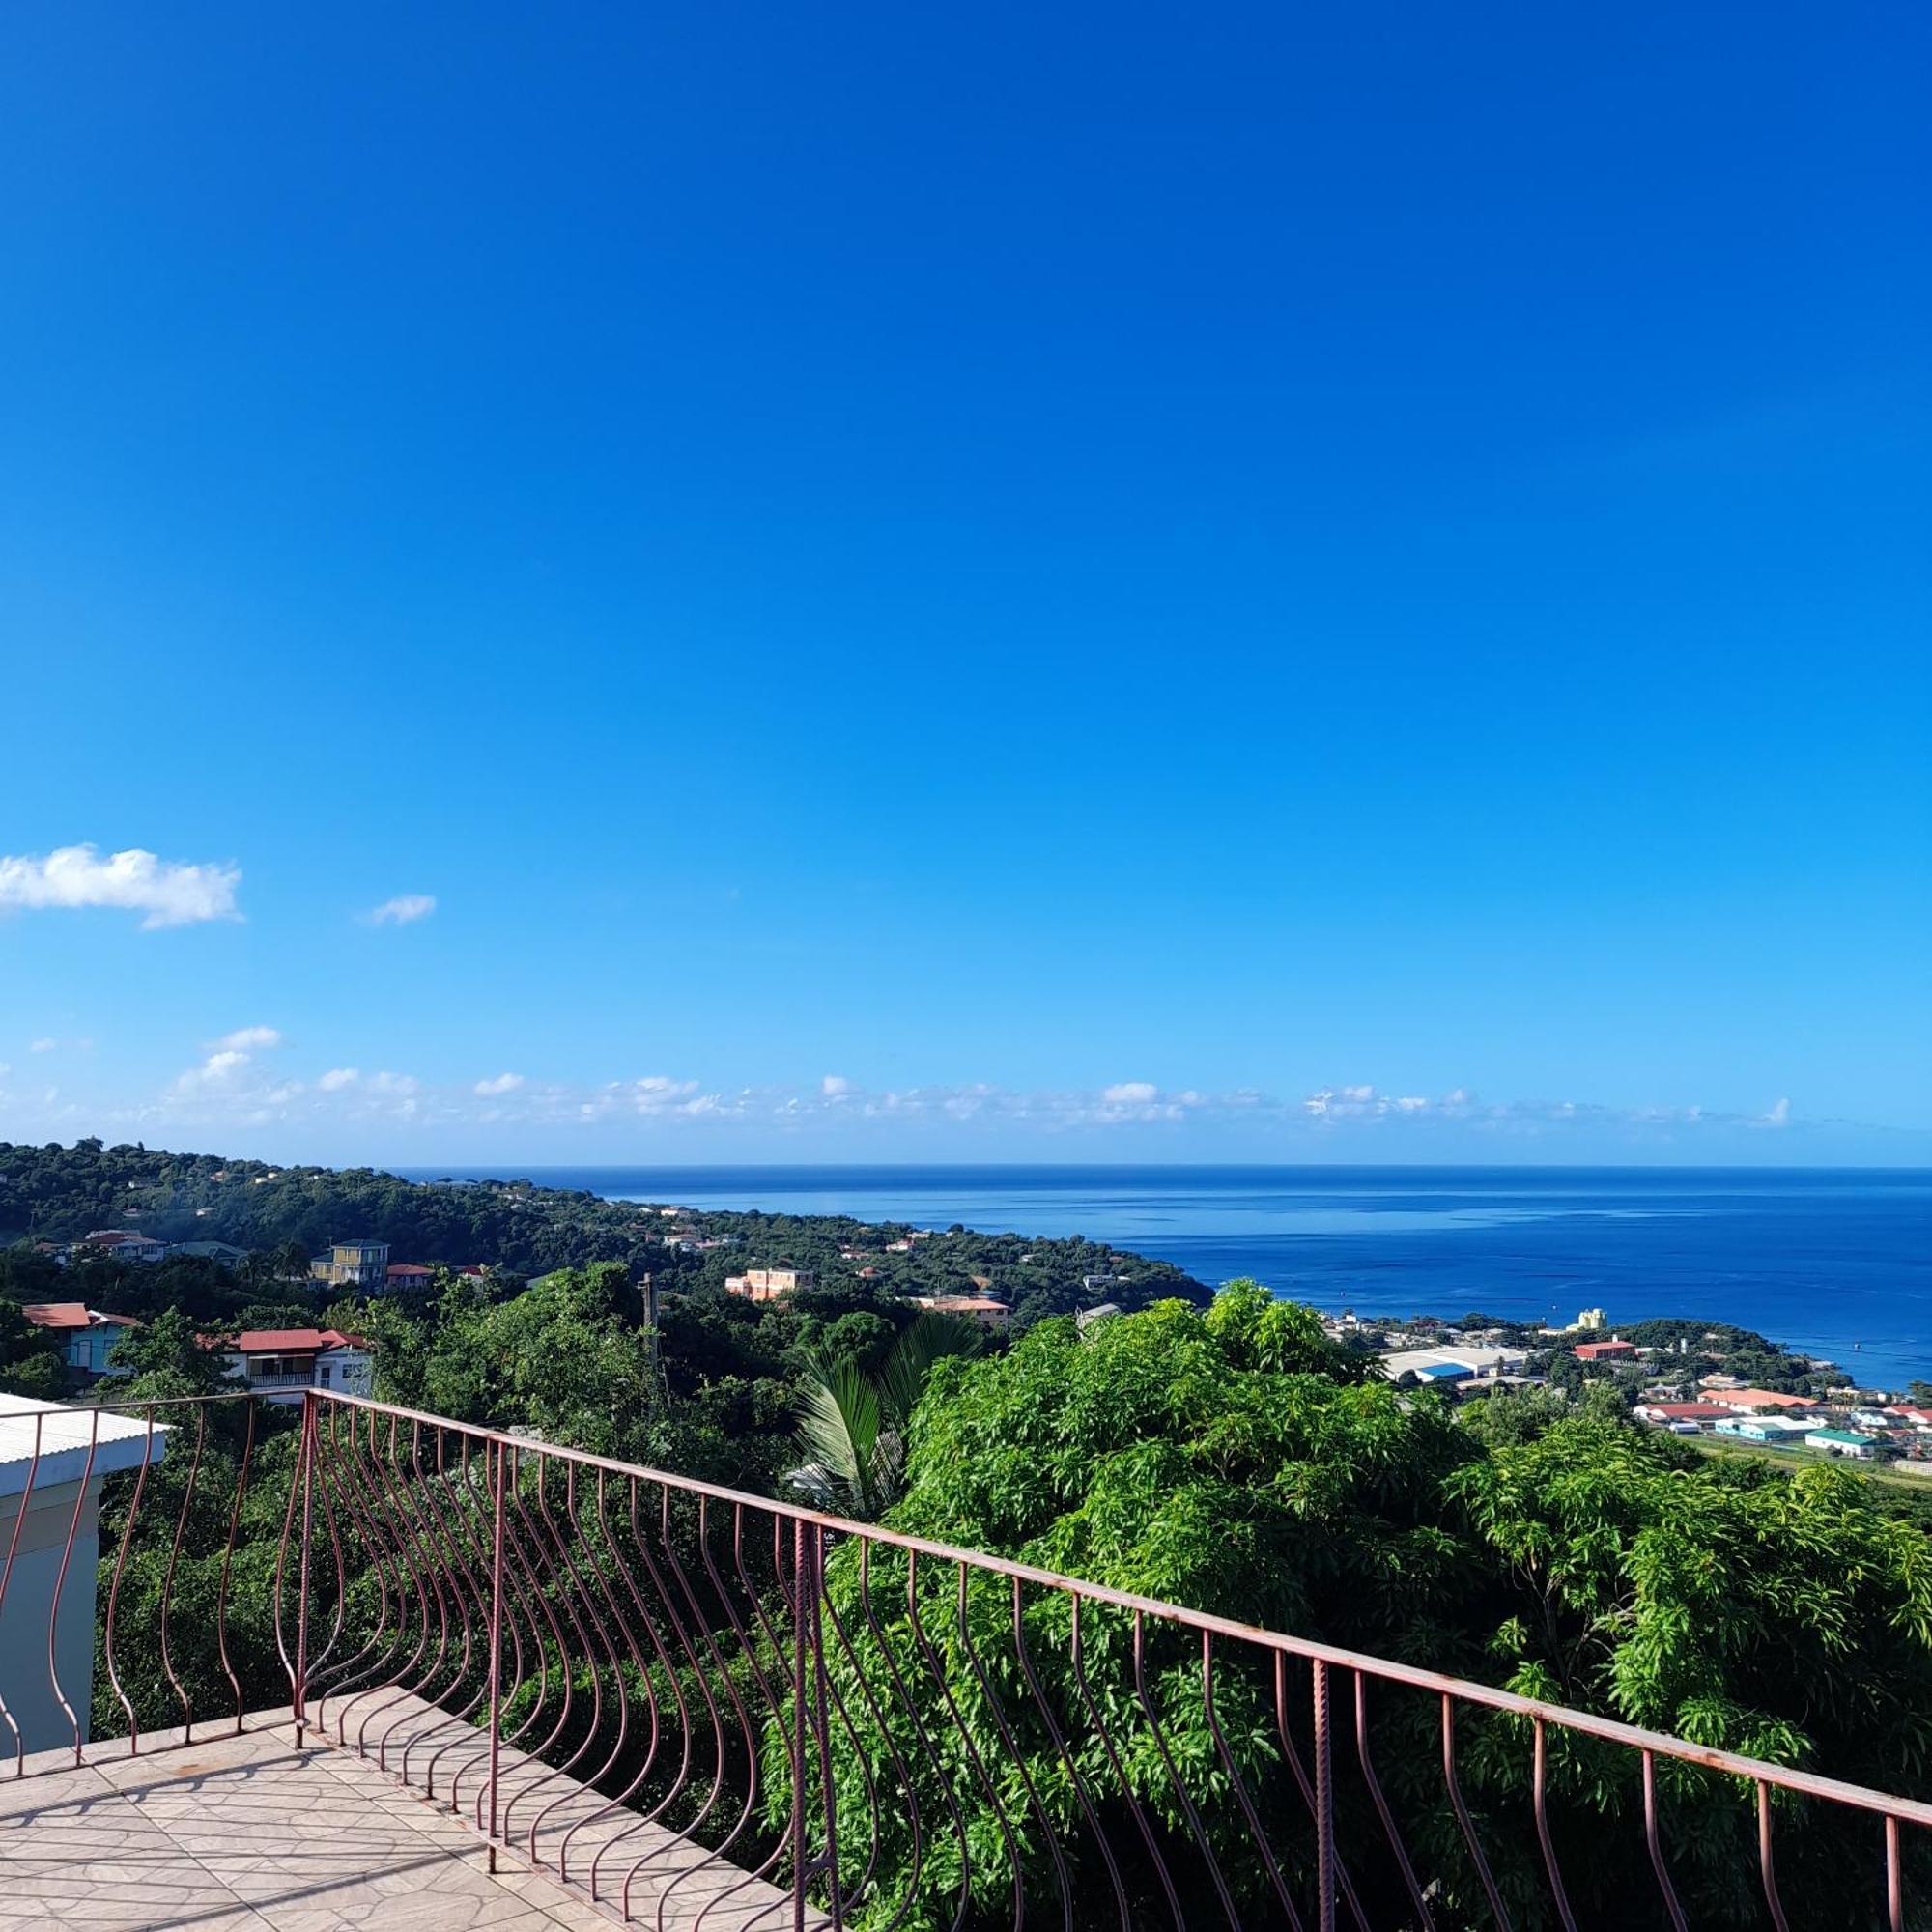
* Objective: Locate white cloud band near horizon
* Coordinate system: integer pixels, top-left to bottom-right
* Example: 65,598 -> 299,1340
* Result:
0,845 -> 241,928
7,1045 -> 1844,1152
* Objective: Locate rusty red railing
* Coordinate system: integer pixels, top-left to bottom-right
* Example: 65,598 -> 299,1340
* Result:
2,1385 -> 1927,1929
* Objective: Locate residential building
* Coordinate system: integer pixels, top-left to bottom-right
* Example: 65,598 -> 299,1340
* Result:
1575,1307 -> 1608,1332
309,1239 -> 392,1290
1806,1428 -> 1879,1460
220,1328 -> 375,1405
1573,1338 -> 1635,1363
1718,1388 -> 1815,1413
0,1394 -> 167,1750
1633,1401 -> 1733,1428
168,1239 -> 252,1267
20,1302 -> 142,1379
724,1267 -> 813,1303
383,1264 -> 437,1293
77,1229 -> 166,1264
911,1293 -> 1011,1329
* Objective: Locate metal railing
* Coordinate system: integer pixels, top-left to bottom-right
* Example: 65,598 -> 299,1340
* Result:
3,1387 -> 1928,1930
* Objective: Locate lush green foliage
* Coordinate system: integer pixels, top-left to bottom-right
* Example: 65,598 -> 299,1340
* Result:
780,1286 -> 1932,1929
0,1138 -> 1203,1323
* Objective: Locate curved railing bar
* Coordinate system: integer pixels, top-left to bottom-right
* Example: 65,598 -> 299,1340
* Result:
1130,1608 -> 1240,1930
1199,1631 -> 1299,1930
47,1408 -> 102,1763
213,1399 -> 258,1733
1069,1594 -> 1184,1931
1012,1576 -> 1129,1932
156,1403 -> 207,1734
102,1406 -> 158,1747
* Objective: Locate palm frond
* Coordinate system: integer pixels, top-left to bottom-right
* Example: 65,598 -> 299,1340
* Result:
792,1351 -> 884,1516
878,1311 -> 985,1434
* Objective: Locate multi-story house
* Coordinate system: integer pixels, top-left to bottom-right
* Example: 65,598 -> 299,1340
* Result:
308,1239 -> 392,1290
77,1229 -> 167,1264
724,1266 -> 814,1302
219,1327 -> 375,1405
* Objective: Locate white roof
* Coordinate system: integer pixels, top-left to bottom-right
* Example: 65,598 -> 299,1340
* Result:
1381,1344 -> 1527,1379
0,1394 -> 168,1499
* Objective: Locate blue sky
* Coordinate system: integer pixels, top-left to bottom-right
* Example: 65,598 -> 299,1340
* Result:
1,2 -> 1926,1165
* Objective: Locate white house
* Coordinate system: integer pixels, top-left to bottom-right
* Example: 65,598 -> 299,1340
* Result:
219,1328 -> 375,1406
0,1395 -> 168,1752
77,1230 -> 166,1264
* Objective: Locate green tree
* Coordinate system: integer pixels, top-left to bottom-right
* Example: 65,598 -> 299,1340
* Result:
775,1291 -> 1932,1931
787,1311 -> 984,1518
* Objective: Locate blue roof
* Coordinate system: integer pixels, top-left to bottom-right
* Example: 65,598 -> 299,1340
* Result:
1417,1361 -> 1473,1381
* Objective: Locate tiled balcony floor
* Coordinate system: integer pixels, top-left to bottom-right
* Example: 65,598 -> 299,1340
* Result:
0,1711 -> 799,1932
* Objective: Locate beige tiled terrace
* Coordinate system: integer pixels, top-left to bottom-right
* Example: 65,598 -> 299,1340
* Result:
0,1705 -> 802,1932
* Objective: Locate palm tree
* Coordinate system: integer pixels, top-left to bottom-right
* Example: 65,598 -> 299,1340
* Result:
788,1311 -> 984,1519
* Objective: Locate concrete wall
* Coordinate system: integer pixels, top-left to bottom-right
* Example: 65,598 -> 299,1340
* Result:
0,1477 -> 102,1755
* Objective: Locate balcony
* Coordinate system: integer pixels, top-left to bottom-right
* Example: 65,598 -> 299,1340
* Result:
0,1387 -> 1926,1930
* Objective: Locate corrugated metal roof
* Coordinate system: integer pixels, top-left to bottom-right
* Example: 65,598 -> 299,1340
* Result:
0,1394 -> 167,1499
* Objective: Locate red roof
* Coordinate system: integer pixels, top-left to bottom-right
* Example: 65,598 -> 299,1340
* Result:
22,1302 -> 91,1330
1638,1402 -> 1733,1420
385,1264 -> 434,1277
231,1327 -> 370,1354
1574,1339 -> 1635,1358
23,1302 -> 142,1332
1725,1388 -> 1813,1410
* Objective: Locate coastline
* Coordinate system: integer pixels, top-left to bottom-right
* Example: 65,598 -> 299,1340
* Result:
400,1162 -> 1932,1389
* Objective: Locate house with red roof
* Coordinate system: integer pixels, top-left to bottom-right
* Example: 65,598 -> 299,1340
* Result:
219,1327 -> 374,1406
20,1302 -> 143,1378
1573,1338 -> 1636,1362
1718,1388 -> 1816,1414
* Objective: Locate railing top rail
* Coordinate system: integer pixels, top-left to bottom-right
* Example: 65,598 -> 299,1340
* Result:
295,1387 -> 1932,1832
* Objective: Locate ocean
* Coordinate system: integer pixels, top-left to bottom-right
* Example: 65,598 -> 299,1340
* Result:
404,1165 -> 1932,1389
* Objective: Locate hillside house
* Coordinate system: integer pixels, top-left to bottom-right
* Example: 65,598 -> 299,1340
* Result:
1573,1338 -> 1636,1363
220,1328 -> 375,1405
20,1303 -> 142,1379
309,1240 -> 391,1290
77,1230 -> 166,1264
724,1267 -> 813,1303
911,1293 -> 1011,1329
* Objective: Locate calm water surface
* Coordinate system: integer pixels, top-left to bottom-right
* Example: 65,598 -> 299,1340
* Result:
402,1166 -> 1932,1388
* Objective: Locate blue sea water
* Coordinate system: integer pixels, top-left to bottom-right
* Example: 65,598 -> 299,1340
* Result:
405,1166 -> 1932,1389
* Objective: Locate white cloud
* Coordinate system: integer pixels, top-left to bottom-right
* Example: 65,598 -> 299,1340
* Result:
1757,1097 -> 1792,1128
172,1048 -> 252,1094
0,844 -> 241,928
821,1075 -> 852,1097
361,895 -> 437,926
317,1067 -> 360,1091
29,1038 -> 56,1054
367,1071 -> 420,1095
211,1025 -> 282,1052
474,1072 -> 525,1096
1101,1081 -> 1158,1105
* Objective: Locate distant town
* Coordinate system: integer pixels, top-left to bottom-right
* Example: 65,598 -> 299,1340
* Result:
1337,1303 -> 1931,1467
